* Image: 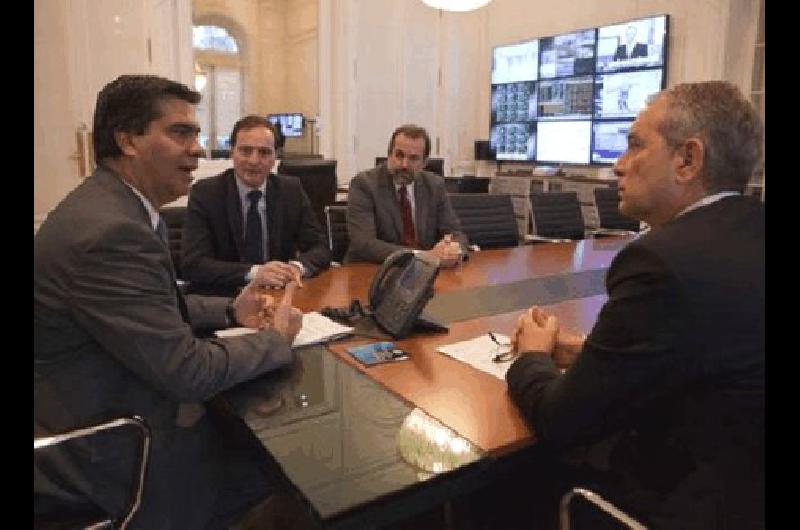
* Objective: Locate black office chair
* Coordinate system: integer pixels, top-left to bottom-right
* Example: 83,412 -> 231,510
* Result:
449,193 -> 519,250
34,415 -> 152,530
444,177 -> 462,194
529,191 -> 586,241
277,159 -> 338,229
593,187 -> 640,232
374,156 -> 445,176
458,176 -> 491,194
159,206 -> 187,279
324,204 -> 349,265
559,487 -> 645,530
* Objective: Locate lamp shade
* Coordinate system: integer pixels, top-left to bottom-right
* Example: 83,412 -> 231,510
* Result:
419,0 -> 492,12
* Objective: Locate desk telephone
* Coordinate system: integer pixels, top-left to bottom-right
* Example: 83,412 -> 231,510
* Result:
369,250 -> 440,338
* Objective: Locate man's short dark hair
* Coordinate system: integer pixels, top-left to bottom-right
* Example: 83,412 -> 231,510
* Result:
387,124 -> 431,159
93,75 -> 201,161
230,115 -> 281,149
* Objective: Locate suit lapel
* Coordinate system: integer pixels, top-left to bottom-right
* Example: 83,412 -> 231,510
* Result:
413,174 -> 430,247
380,168 -> 404,241
95,167 -> 189,322
224,170 -> 246,259
265,174 -> 280,260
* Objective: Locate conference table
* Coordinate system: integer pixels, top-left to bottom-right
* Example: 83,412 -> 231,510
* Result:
222,236 -> 631,529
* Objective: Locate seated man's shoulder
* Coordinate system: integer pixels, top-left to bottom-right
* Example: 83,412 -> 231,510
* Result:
193,169 -> 232,191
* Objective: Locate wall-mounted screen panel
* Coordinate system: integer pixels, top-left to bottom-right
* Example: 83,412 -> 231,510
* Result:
491,122 -> 537,161
492,39 -> 539,84
537,120 -> 591,164
539,29 -> 596,79
537,76 -> 593,120
492,81 -> 537,124
594,68 -> 663,119
487,14 -> 668,165
592,121 -> 632,163
596,15 -> 667,73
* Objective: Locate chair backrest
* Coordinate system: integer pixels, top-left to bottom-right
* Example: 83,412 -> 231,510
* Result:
374,156 -> 445,176
277,159 -> 338,228
559,487 -> 645,530
324,204 -> 349,263
159,206 -> 187,279
593,187 -> 640,231
458,176 -> 491,194
449,193 -> 519,249
530,191 -> 586,240
34,415 -> 152,530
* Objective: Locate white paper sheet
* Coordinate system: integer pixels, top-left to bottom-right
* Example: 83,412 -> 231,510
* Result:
437,333 -> 514,380
215,311 -> 353,348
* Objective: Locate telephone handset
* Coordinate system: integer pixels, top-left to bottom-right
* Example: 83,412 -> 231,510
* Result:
368,250 -> 440,338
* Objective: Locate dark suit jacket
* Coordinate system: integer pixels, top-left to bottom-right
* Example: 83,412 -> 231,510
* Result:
345,164 -> 467,263
34,167 -> 295,529
507,196 -> 764,529
182,169 -> 330,294
613,42 -> 648,61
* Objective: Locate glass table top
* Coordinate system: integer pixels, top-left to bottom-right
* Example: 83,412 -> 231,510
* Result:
223,344 -> 484,524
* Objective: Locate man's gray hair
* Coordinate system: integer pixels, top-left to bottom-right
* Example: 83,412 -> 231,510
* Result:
652,81 -> 763,193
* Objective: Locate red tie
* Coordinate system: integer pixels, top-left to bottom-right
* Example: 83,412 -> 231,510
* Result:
398,186 -> 417,248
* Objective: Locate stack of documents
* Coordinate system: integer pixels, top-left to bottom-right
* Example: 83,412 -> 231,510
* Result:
216,311 -> 354,348
437,333 -> 513,380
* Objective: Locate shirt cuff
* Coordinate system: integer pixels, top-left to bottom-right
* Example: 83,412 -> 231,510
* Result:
289,260 -> 307,277
245,264 -> 260,282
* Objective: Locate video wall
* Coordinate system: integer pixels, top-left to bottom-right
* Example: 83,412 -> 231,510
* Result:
490,14 -> 668,165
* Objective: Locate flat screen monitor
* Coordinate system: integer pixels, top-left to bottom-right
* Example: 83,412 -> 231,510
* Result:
491,81 -> 537,124
594,68 -> 664,119
536,76 -> 593,120
491,122 -> 537,161
591,121 -> 632,164
266,113 -> 304,137
536,120 -> 591,165
539,29 -> 596,78
492,39 -> 539,84
596,15 -> 668,73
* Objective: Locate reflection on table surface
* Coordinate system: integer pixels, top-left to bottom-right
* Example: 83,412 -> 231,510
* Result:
224,345 -> 485,524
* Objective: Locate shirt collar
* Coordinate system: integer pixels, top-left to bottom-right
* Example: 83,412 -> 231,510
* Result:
121,180 -> 160,231
234,173 -> 268,204
676,191 -> 741,218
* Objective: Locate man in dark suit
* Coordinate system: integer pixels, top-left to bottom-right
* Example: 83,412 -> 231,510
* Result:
506,81 -> 764,529
182,115 -> 330,296
34,75 -> 304,529
345,124 -> 467,265
613,25 -> 648,61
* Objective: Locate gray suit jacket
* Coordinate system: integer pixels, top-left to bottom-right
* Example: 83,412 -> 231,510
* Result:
34,167 -> 293,529
344,164 -> 467,263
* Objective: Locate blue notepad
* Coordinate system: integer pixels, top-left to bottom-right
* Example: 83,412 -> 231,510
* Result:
347,342 -> 409,366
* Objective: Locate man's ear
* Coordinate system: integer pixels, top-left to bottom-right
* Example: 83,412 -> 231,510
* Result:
114,130 -> 138,157
675,138 -> 704,184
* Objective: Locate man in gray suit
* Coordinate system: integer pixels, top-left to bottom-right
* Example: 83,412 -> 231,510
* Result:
345,124 -> 467,265
34,75 -> 303,529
